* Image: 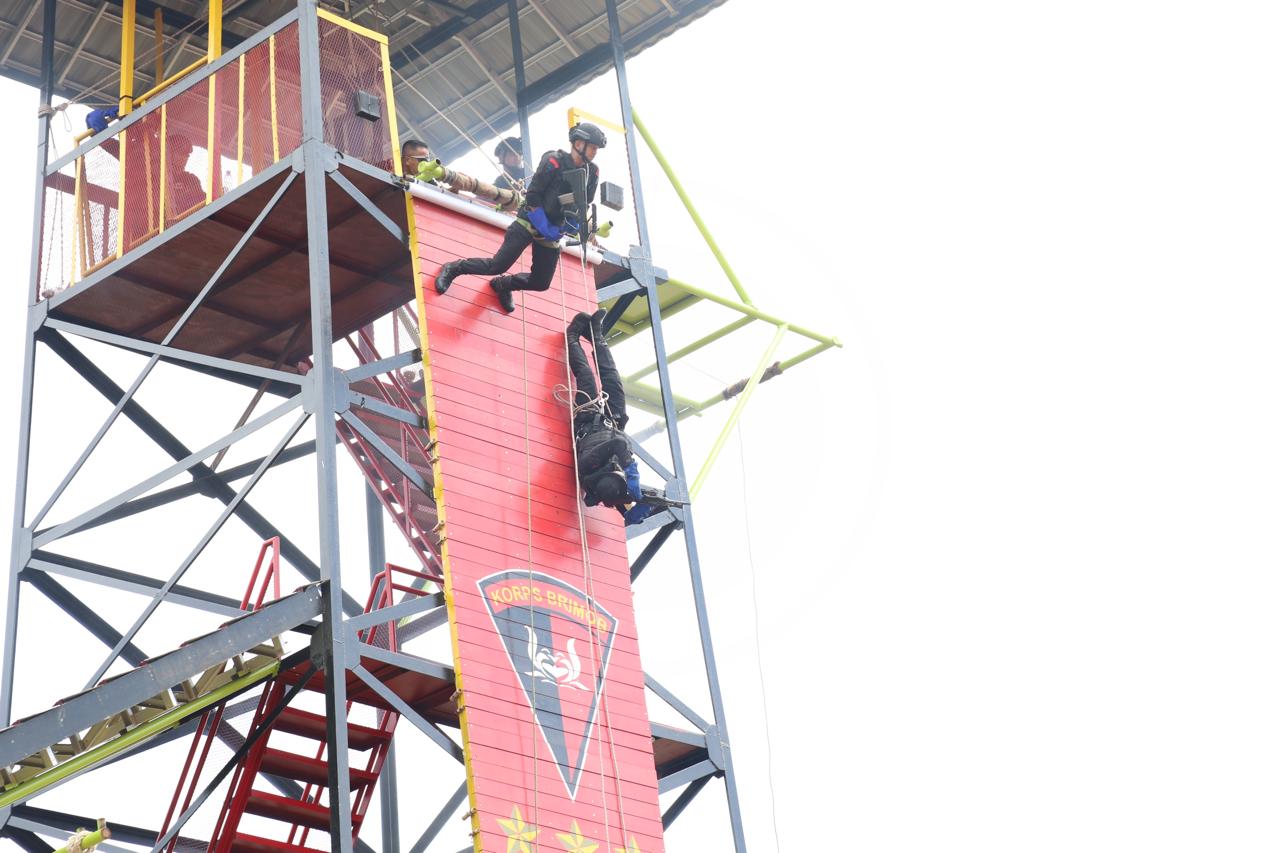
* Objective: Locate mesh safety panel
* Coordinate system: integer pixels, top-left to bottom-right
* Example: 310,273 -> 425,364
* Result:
79,141 -> 121,276
164,76 -> 211,228
120,109 -> 163,253
38,162 -> 77,298
316,18 -> 394,172
212,61 -> 241,197
272,24 -> 303,159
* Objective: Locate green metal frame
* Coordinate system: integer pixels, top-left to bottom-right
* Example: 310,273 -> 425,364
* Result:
602,115 -> 843,494
0,660 -> 281,809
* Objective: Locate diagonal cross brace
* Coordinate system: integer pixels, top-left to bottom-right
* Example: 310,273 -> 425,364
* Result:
0,585 -> 323,768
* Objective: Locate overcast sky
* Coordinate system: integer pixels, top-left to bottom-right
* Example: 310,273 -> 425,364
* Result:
1,0 -> 1280,850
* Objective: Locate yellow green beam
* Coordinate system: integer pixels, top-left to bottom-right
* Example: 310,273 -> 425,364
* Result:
691,324 -> 790,499
0,661 -> 280,809
632,109 -> 753,306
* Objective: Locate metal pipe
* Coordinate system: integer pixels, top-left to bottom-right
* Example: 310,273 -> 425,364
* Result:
631,109 -> 753,305
415,159 -> 520,210
624,316 -> 754,383
665,276 -> 842,347
51,819 -> 111,852
119,0 -> 135,114
690,325 -> 789,499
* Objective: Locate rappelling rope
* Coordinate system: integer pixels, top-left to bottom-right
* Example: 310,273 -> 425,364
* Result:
516,261 -> 543,851
553,240 -> 634,848
552,258 -> 614,844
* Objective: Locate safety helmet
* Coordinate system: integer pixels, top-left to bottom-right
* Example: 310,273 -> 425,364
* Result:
589,467 -> 628,505
494,136 -> 522,159
569,122 -> 607,149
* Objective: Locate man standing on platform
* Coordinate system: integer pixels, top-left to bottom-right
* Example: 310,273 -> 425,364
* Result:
432,123 -> 607,313
492,136 -> 525,191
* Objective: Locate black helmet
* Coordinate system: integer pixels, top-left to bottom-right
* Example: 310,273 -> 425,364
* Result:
589,469 -> 628,505
569,122 -> 607,149
494,136 -> 521,159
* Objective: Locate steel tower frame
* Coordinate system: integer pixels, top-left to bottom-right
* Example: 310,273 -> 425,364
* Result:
0,1 -> 748,849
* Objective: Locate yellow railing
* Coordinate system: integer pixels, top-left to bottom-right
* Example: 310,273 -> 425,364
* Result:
41,9 -> 401,298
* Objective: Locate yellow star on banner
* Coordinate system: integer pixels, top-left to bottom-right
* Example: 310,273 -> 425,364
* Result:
614,838 -> 643,853
555,820 -> 599,853
496,806 -> 540,853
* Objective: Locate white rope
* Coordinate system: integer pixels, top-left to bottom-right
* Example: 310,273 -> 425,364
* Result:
554,237 -> 634,848
515,258 -> 542,851
64,829 -> 92,853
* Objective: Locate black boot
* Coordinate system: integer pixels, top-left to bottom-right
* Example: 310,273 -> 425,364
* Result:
567,311 -> 592,340
589,308 -> 607,340
434,260 -> 461,295
489,277 -> 516,313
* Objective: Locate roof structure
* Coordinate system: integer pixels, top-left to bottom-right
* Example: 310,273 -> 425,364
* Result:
0,0 -> 727,162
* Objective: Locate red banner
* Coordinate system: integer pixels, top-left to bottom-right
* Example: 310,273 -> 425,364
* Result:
409,195 -> 665,853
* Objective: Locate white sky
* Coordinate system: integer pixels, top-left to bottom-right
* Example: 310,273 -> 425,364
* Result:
1,0 -> 1279,850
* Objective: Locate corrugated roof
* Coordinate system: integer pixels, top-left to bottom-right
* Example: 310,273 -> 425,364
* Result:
0,0 -> 727,162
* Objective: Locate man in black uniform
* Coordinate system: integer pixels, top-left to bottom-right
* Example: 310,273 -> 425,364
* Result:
565,310 -> 661,525
492,136 -> 524,191
433,123 -> 606,313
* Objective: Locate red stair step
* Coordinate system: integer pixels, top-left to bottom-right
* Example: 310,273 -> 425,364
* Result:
245,790 -> 331,831
258,748 -> 378,788
228,833 -> 315,853
272,707 -> 392,751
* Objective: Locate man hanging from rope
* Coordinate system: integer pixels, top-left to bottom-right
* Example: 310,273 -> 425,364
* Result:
433,123 -> 607,313
564,310 -> 671,526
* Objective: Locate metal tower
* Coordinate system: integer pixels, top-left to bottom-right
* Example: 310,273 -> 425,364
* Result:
0,1 -> 838,850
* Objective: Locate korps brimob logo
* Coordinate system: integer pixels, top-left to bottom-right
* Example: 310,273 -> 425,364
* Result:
477,570 -> 617,799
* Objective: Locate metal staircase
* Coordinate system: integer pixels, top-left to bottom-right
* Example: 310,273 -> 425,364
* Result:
199,564 -> 432,852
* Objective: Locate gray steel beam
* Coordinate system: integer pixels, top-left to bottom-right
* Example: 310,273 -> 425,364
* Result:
605,0 -> 649,246
351,665 -> 464,763
627,508 -> 677,540
391,0 -> 505,69
329,169 -> 406,243
629,520 -> 677,582
506,0 -> 532,171
44,320 -> 304,388
2,0 -> 57,730
28,551 -> 244,619
364,483 -> 400,853
350,391 -> 424,429
297,0 -> 355,846
407,781 -> 469,853
340,411 -> 429,495
26,571 -> 149,669
658,758 -> 717,794
75,441 -> 316,533
644,672 -> 710,732
661,774 -> 710,830
346,348 -> 422,382
33,393 -> 304,549
11,804 -> 162,848
83,410 -> 310,687
0,584 -> 322,767
397,606 -> 451,644
38,333 -> 352,614
33,169 -> 299,531
346,593 -> 443,635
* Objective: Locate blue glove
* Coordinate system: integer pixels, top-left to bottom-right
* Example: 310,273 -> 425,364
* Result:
563,213 -> 582,235
623,502 -> 658,526
527,207 -> 561,241
86,106 -> 119,133
625,460 -> 641,503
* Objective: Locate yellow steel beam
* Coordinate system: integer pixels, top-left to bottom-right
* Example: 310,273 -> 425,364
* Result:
208,0 -> 222,59
119,0 -> 136,115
